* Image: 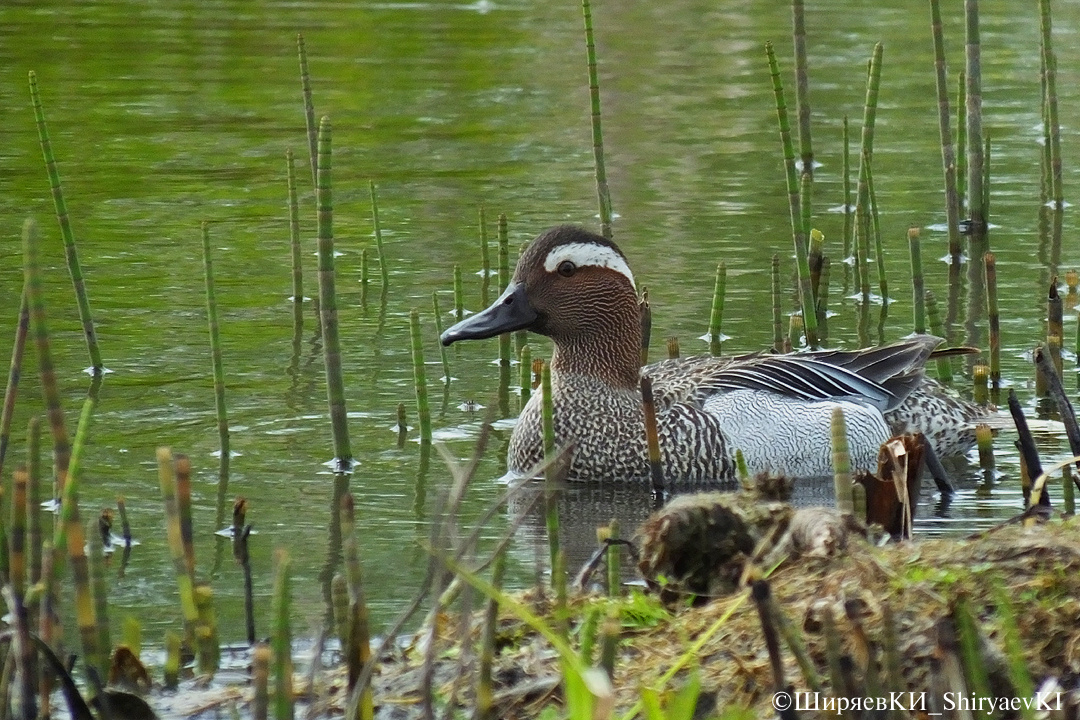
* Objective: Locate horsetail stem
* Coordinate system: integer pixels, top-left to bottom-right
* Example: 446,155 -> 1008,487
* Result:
909,227 -> 926,334
639,288 -> 651,366
842,117 -> 853,267
540,361 -> 560,579
296,35 -> 318,189
965,0 -> 985,232
708,263 -> 727,355
29,71 -> 103,374
369,181 -> 390,292
929,0 -> 963,257
956,70 -> 968,211
10,468 -> 26,601
410,310 -> 432,444
766,41 -> 817,348
666,336 -> 680,359
830,407 -> 853,515
287,148 -> 303,324
164,631 -> 181,689
771,254 -> 783,352
791,0 -> 813,180
453,265 -> 464,321
606,519 -> 621,598
640,376 -> 665,495
479,207 -> 491,307
808,227 -> 823,301
582,0 -> 612,239
272,549 -> 294,720
498,214 -> 511,369
175,455 -> 195,578
519,344 -> 531,405
27,418 -> 42,590
23,219 -> 71,497
316,117 -> 353,471
926,290 -> 953,381
975,424 -> 995,484
360,248 -> 369,307
340,495 -> 373,720
1039,0 -> 1063,209
0,291 -> 28,489
201,222 -> 231,528
475,548 -> 506,720
158,448 -> 198,629
432,292 -> 452,384
253,643 -> 271,720
984,252 -> 1001,386
973,364 -> 989,405
817,256 -> 831,344
87,517 -> 111,677
866,153 -> 887,301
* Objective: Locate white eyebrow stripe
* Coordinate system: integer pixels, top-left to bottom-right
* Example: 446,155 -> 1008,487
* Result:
543,243 -> 636,289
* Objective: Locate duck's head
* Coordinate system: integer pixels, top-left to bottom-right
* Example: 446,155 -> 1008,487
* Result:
441,225 -> 642,385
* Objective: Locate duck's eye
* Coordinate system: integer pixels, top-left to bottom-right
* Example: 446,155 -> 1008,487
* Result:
557,260 -> 576,277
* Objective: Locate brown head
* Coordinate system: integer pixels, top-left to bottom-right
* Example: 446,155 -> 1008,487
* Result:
441,225 -> 643,388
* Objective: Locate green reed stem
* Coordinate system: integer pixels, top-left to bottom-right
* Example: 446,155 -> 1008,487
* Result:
856,151 -> 872,300
856,43 -> 883,294
926,290 -> 953,382
432,293 -> 452,384
519,344 -> 531,406
983,135 -> 991,223
0,291 -> 28,488
909,227 -> 926,334
1039,0 -> 1063,209
540,361 -> 560,581
708,263 -> 726,355
369,181 -> 390,291
791,0 -> 813,180
316,117 -> 353,471
929,0 -> 963,257
297,34 -> 318,189
965,0 -> 985,230
272,549 -> 294,720
582,0 -> 612,238
831,407 -> 853,514
87,517 -> 110,676
201,223 -> 231,528
766,41 -> 817,348
453,265 -> 464,321
984,252 -> 1000,386
1048,280 -> 1064,380
29,71 -> 103,374
410,310 -> 432,444
771,254 -> 783,352
287,149 -> 304,326
194,585 -> 220,674
479,207 -> 491,307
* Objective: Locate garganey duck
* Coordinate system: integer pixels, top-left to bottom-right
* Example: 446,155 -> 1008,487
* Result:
441,225 -> 986,484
